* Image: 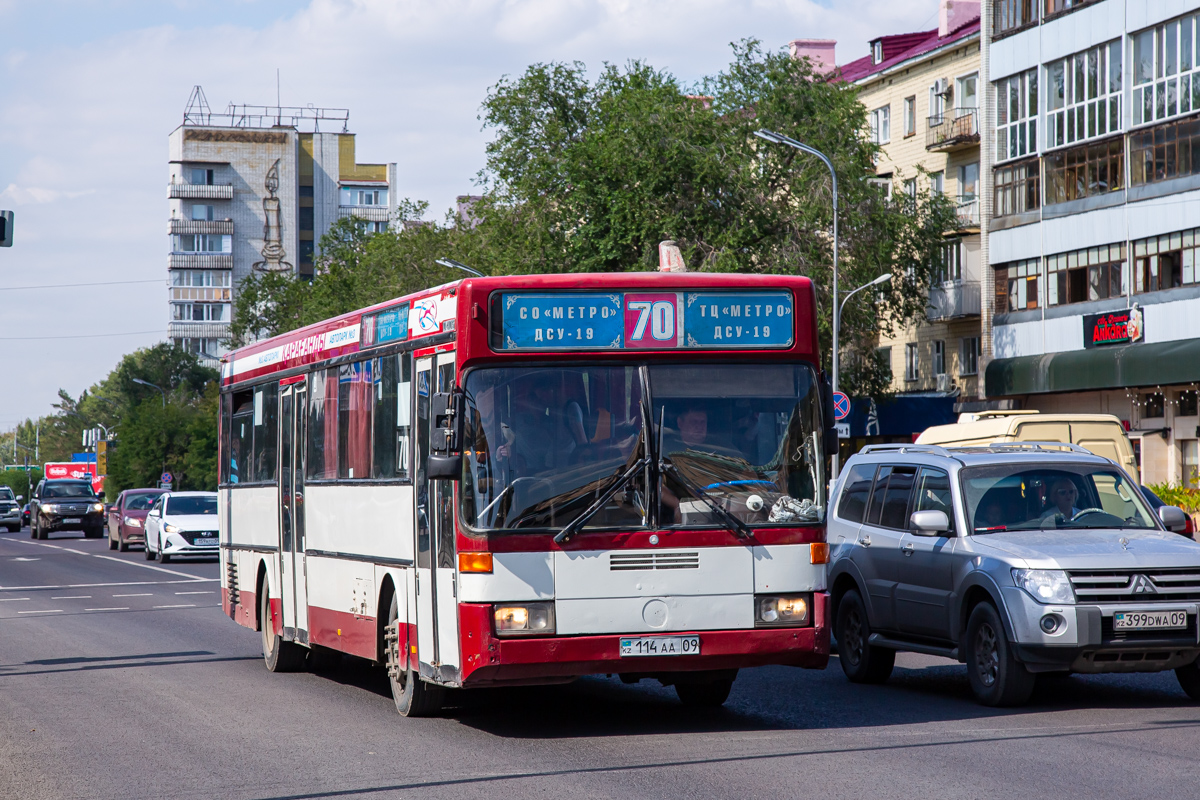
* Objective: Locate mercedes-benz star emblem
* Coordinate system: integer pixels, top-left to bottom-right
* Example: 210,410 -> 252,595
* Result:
1130,574 -> 1158,594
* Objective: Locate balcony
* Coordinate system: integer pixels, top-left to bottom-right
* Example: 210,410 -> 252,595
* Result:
955,196 -> 980,229
168,253 -> 233,270
339,205 -> 390,223
167,320 -> 230,338
926,109 -> 979,151
927,280 -> 981,321
168,182 -> 234,200
171,286 -> 232,302
169,219 -> 233,235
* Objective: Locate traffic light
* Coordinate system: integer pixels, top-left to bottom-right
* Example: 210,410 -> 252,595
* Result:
0,210 -> 12,247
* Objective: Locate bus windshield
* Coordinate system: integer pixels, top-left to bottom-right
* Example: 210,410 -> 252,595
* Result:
461,363 -> 824,532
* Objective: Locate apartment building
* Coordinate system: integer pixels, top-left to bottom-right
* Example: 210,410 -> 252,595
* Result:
166,88 -> 397,363
986,0 -> 1200,486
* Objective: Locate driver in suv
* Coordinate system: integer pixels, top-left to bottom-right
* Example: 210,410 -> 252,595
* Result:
30,479 -> 105,539
827,443 -> 1200,707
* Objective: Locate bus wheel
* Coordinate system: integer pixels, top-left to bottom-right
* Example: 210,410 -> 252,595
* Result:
674,674 -> 735,708
386,594 -> 442,717
260,588 -> 305,673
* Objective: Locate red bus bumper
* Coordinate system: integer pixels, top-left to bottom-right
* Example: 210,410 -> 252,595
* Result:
458,591 -> 830,687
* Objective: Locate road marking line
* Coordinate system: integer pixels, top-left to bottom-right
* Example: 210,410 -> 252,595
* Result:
175,591 -> 214,595
89,553 -> 209,580
0,598 -> 31,602
0,578 -> 217,591
17,609 -> 63,614
85,607 -> 129,612
50,596 -> 92,599
112,593 -> 152,597
28,543 -> 89,555
153,604 -> 196,609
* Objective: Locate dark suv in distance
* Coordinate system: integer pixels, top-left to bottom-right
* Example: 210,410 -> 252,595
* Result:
0,486 -> 22,532
30,479 -> 105,539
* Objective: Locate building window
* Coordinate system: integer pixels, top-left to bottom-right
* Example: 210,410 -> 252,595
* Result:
930,171 -> 944,195
1044,136 -> 1124,204
929,83 -> 946,123
1179,390 -> 1199,417
1184,440 -> 1200,489
170,270 -> 230,288
996,69 -> 1038,162
1046,41 -> 1122,149
299,206 -> 314,231
904,96 -> 916,137
1047,243 -> 1125,306
903,178 -> 917,199
939,240 -> 965,283
872,40 -> 883,65
870,105 -> 891,144
1143,392 -> 1166,419
994,0 -> 1036,37
190,205 -> 215,221
994,258 -> 1041,313
299,184 -> 314,198
1130,116 -> 1200,185
957,73 -> 978,115
190,168 -> 214,186
172,302 -> 229,322
960,337 -> 980,376
1045,0 -> 1093,17
340,187 -> 388,207
174,234 -> 231,253
1133,13 -> 1200,127
905,343 -> 920,382
1134,227 -> 1200,293
175,337 -> 227,358
299,240 -> 315,265
994,159 -> 1040,217
933,340 -> 946,377
959,162 -> 979,204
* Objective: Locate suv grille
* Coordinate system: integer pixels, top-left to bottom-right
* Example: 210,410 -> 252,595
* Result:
610,551 -> 700,571
56,504 -> 91,515
1069,569 -> 1200,604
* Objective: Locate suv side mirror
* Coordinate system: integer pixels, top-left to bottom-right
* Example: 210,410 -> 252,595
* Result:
910,509 -> 952,535
15,495 -> 22,503
1158,505 -> 1189,533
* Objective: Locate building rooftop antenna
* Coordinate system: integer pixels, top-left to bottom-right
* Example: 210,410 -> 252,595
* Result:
183,85 -> 212,125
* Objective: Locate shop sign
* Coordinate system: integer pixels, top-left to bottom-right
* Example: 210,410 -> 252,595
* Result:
1084,305 -> 1144,349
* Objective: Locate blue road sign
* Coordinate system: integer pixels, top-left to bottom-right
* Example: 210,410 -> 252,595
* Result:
832,391 -> 851,421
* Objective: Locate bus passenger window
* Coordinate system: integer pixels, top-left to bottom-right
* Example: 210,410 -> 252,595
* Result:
253,383 -> 278,482
308,369 -> 338,480
373,353 -> 412,480
338,361 -> 372,479
231,391 -> 253,484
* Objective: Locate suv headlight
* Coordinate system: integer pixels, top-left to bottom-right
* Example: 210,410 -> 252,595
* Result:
755,594 -> 811,627
493,603 -> 555,636
41,504 -> 57,514
92,503 -> 104,512
1013,569 -> 1075,604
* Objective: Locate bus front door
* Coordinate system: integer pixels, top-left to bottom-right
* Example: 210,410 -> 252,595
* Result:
415,353 -> 461,682
278,382 -> 310,643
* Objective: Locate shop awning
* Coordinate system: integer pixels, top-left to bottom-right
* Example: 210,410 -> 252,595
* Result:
986,338 -> 1200,396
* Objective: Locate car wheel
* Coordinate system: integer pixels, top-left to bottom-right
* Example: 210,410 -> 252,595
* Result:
1175,660 -> 1200,701
674,673 -> 736,707
260,586 -> 305,673
835,588 -> 895,684
157,539 -> 170,564
386,594 -> 442,717
36,518 -> 47,540
144,536 -> 156,560
118,536 -> 129,553
108,531 -> 118,550
965,602 -> 1035,707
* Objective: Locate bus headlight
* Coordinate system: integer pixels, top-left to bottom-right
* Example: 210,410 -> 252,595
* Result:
755,594 -> 811,627
493,602 -> 555,636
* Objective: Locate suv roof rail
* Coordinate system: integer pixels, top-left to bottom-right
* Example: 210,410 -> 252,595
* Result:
950,441 -> 1094,455
858,443 -> 954,458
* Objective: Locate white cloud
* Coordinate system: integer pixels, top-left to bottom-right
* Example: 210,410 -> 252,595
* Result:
0,0 -> 939,425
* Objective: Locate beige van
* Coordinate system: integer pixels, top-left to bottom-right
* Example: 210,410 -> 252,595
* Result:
916,410 -> 1137,474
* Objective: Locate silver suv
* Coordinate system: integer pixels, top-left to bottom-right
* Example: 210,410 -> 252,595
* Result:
827,443 -> 1199,707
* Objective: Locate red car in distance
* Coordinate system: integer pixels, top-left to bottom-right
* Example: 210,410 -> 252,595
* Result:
107,489 -> 168,551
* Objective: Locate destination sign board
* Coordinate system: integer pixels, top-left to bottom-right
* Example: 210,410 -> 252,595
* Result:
496,290 -> 793,351
361,301 -> 411,348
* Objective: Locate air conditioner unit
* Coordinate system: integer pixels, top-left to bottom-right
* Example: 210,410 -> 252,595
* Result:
937,373 -> 950,393
933,78 -> 950,97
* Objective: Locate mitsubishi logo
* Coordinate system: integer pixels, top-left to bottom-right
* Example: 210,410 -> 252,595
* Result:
1130,574 -> 1158,594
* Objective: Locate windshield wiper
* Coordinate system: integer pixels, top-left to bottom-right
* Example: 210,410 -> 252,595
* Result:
554,456 -> 648,544
659,455 -> 752,540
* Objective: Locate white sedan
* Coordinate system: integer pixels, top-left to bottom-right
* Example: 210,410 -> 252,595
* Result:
144,491 -> 219,563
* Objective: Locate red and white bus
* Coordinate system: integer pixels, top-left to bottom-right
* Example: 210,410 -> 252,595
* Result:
219,272 -> 837,715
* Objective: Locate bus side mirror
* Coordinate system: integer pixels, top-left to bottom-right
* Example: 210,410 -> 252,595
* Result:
430,391 -> 464,455
821,378 -> 840,456
427,454 -> 462,480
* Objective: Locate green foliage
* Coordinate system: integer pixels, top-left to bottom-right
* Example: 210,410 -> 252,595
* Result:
1148,482 -> 1200,514
0,468 -> 40,503
230,41 -> 958,397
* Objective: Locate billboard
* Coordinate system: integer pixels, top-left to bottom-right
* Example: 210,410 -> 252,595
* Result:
44,462 -> 104,494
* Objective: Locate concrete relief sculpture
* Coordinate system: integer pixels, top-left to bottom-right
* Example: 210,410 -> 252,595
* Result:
254,158 -> 292,272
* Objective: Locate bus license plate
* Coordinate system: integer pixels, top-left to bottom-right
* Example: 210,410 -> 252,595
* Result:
1113,610 -> 1188,631
620,635 -> 700,657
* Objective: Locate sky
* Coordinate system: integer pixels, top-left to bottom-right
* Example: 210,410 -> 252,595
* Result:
0,0 -> 941,432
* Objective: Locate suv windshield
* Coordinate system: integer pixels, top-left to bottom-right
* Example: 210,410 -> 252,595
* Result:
167,496 -> 217,515
125,493 -> 164,511
460,362 -> 824,532
43,482 -> 95,499
962,463 -> 1157,532
0,488 -> 13,500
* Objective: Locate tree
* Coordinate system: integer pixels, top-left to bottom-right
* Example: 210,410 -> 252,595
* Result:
231,41 -> 958,396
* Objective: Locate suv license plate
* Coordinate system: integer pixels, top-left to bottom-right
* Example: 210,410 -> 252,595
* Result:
1113,610 -> 1188,631
62,517 -> 81,524
620,635 -> 700,657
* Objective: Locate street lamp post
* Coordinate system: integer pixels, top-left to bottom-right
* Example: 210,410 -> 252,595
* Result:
131,378 -> 166,408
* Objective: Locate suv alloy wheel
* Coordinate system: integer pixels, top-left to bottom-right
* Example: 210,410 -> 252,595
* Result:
965,602 -> 1035,707
835,588 -> 895,684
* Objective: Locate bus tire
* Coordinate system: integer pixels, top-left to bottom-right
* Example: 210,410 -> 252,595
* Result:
674,675 -> 734,708
260,587 -> 305,673
386,594 -> 442,717
835,588 -> 895,684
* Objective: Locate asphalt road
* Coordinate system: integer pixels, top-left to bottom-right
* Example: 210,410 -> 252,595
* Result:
3,526 -> 1200,800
